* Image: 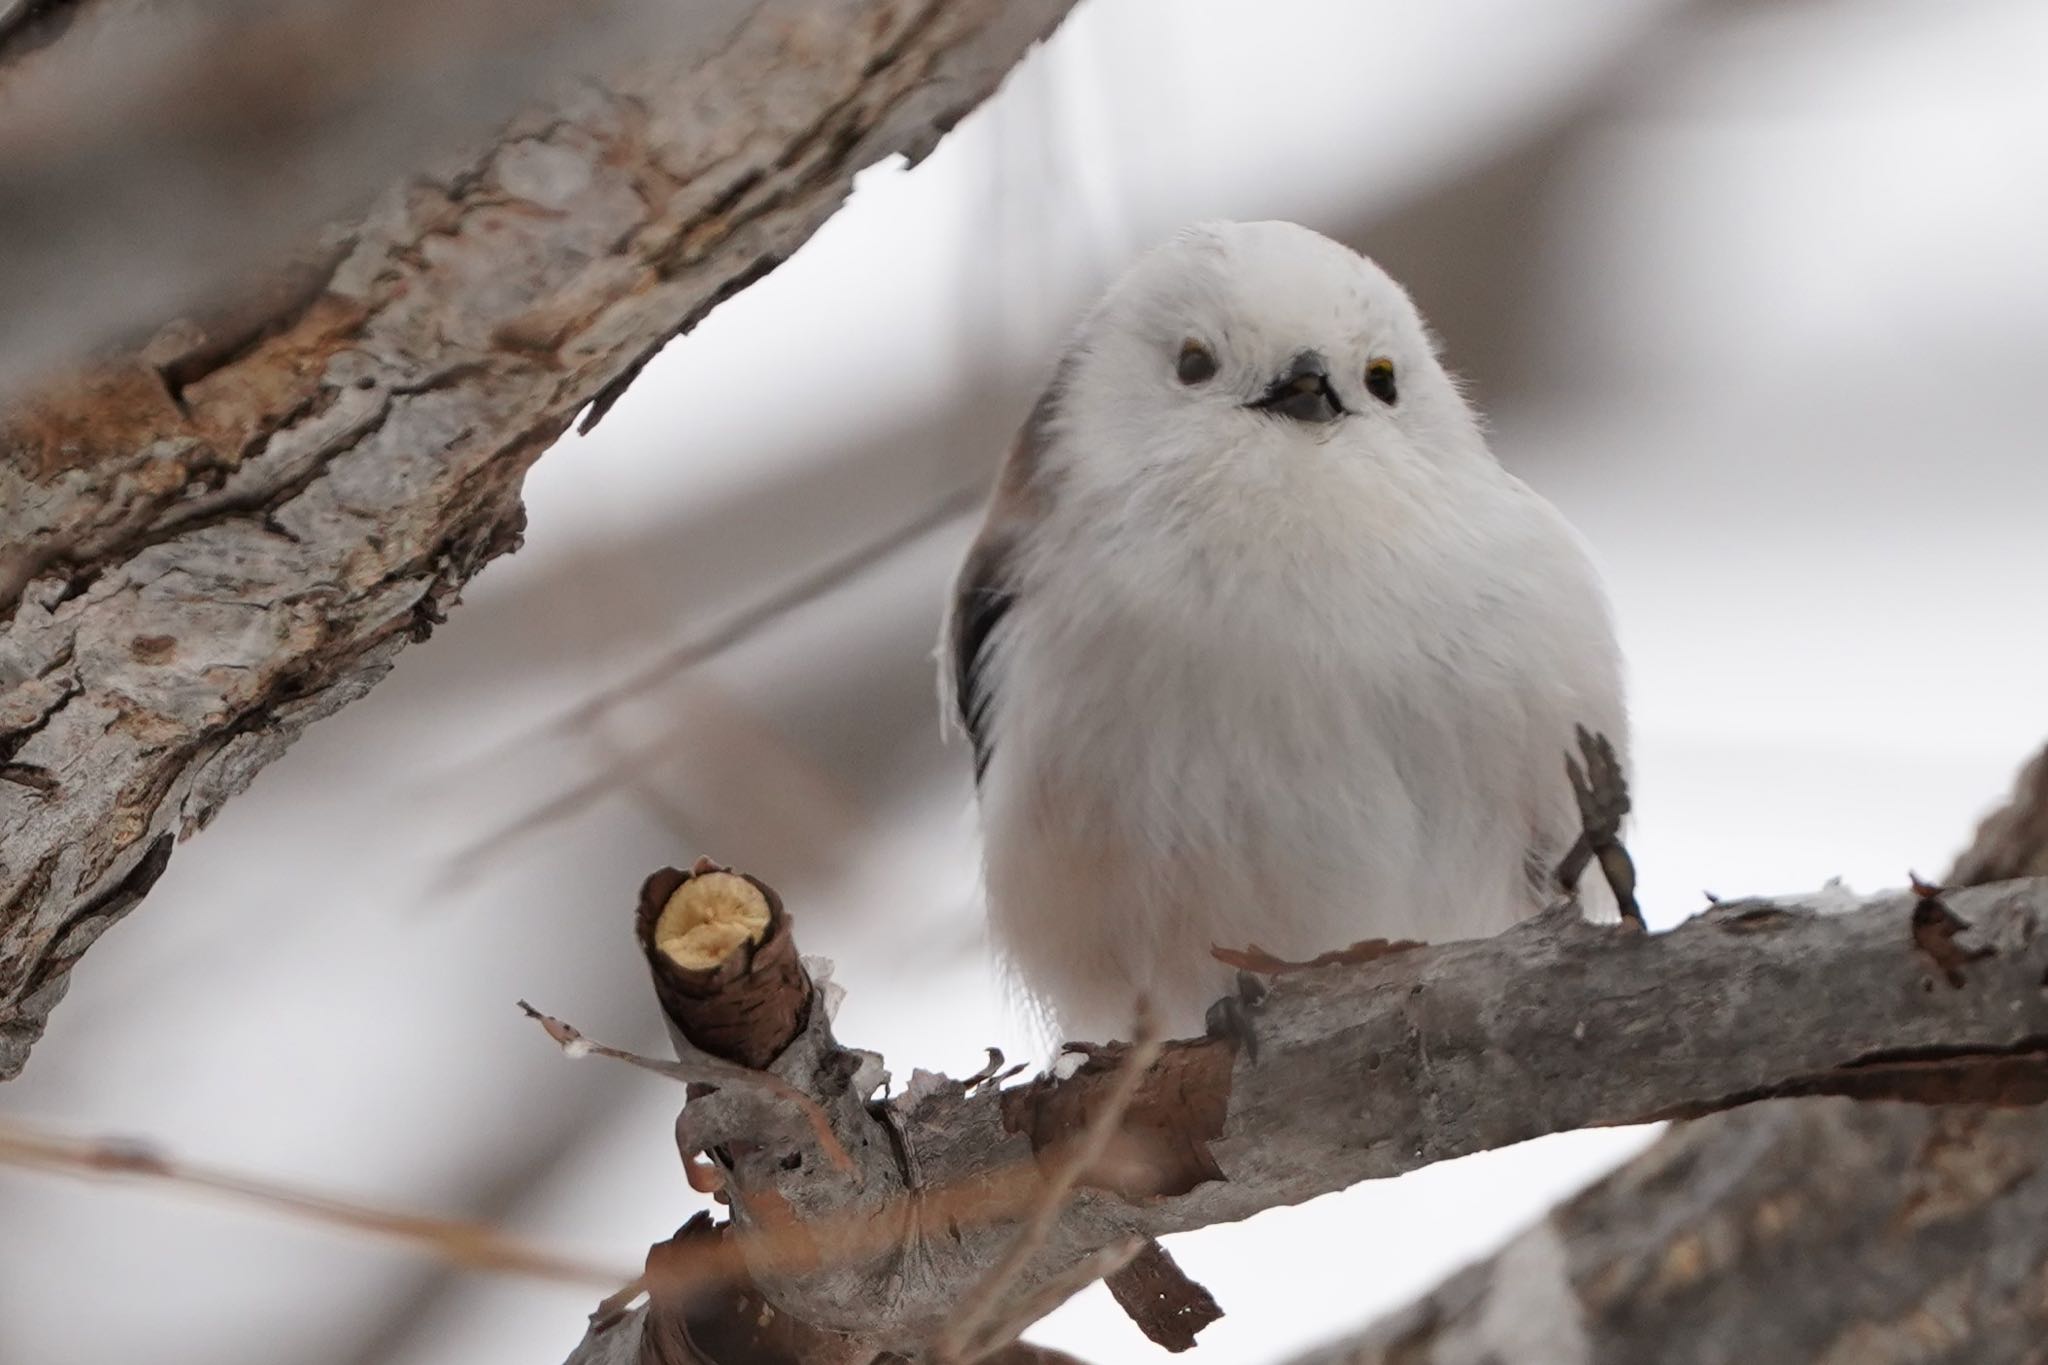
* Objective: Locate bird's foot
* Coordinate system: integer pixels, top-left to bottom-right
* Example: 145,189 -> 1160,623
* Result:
1556,724 -> 1644,930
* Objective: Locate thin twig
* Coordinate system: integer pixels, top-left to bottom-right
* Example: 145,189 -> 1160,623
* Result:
431,718 -> 696,892
931,1003 -> 1164,1364
0,1118 -> 633,1289
517,1001 -> 856,1175
452,483 -> 981,772
588,1272 -> 649,1331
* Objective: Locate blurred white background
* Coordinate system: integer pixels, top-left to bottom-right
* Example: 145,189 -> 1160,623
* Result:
5,0 -> 2047,1361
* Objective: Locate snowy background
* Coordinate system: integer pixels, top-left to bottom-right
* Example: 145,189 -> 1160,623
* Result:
5,0 -> 2048,1361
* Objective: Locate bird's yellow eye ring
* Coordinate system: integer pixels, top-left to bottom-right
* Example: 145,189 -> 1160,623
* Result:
1365,358 -> 1397,406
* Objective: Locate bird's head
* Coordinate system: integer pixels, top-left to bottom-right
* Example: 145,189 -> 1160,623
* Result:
1052,220 -> 1483,482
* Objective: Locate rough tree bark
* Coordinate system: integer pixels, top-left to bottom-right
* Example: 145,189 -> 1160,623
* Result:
1300,744 -> 2048,1365
549,859 -> 2048,1362
0,0 -> 1078,1080
1298,1101 -> 2048,1365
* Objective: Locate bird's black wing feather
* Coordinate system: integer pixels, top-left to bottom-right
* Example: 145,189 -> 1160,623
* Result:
950,354 -> 1071,785
950,540 -> 1014,784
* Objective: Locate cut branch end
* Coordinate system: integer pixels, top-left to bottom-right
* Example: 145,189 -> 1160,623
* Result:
654,870 -> 773,971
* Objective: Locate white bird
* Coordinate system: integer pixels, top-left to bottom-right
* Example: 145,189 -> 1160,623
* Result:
942,220 -> 1628,1043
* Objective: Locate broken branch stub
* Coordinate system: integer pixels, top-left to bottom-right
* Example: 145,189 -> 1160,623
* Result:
628,861 -> 874,1365
637,859 -> 811,1070
631,862 -> 1204,1358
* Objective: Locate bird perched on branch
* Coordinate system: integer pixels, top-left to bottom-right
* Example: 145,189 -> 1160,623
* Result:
942,221 -> 1628,1042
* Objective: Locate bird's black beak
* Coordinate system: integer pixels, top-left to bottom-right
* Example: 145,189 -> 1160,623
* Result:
1248,351 -> 1344,424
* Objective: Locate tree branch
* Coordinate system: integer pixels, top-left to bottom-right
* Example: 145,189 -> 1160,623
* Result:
1292,1098 -> 2048,1365
1294,739 -> 2048,1365
558,862 -> 2048,1362
0,0 -> 1078,1080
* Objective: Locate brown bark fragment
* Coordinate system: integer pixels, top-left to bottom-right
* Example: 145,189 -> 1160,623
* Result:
1103,1238 -> 1223,1353
1212,937 -> 1423,975
1000,1039 -> 1233,1200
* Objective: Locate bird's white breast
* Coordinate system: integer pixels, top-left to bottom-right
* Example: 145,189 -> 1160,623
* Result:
977,429 -> 1623,1041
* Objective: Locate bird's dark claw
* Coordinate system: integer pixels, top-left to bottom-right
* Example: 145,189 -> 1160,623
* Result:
1555,725 -> 1644,929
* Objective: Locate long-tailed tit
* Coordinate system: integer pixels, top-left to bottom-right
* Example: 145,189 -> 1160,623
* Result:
943,220 -> 1628,1041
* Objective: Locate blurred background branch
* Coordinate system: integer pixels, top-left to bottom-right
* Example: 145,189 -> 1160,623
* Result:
432,480 -> 981,893
0,0 -> 686,390
0,1115 -> 634,1289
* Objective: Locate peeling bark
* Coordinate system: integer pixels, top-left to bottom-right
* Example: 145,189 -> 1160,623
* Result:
0,0 -> 1079,1080
559,872 -> 2048,1362
1299,743 -> 2048,1365
1102,1239 -> 1224,1352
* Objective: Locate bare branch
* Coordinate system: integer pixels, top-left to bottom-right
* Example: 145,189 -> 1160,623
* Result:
500,482 -> 985,749
564,866 -> 2048,1361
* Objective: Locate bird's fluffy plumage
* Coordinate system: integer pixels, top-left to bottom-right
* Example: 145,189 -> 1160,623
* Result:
943,220 -> 1627,1041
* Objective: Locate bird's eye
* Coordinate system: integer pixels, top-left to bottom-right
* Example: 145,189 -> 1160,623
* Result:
1365,358 -> 1398,405
1176,340 -> 1218,386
